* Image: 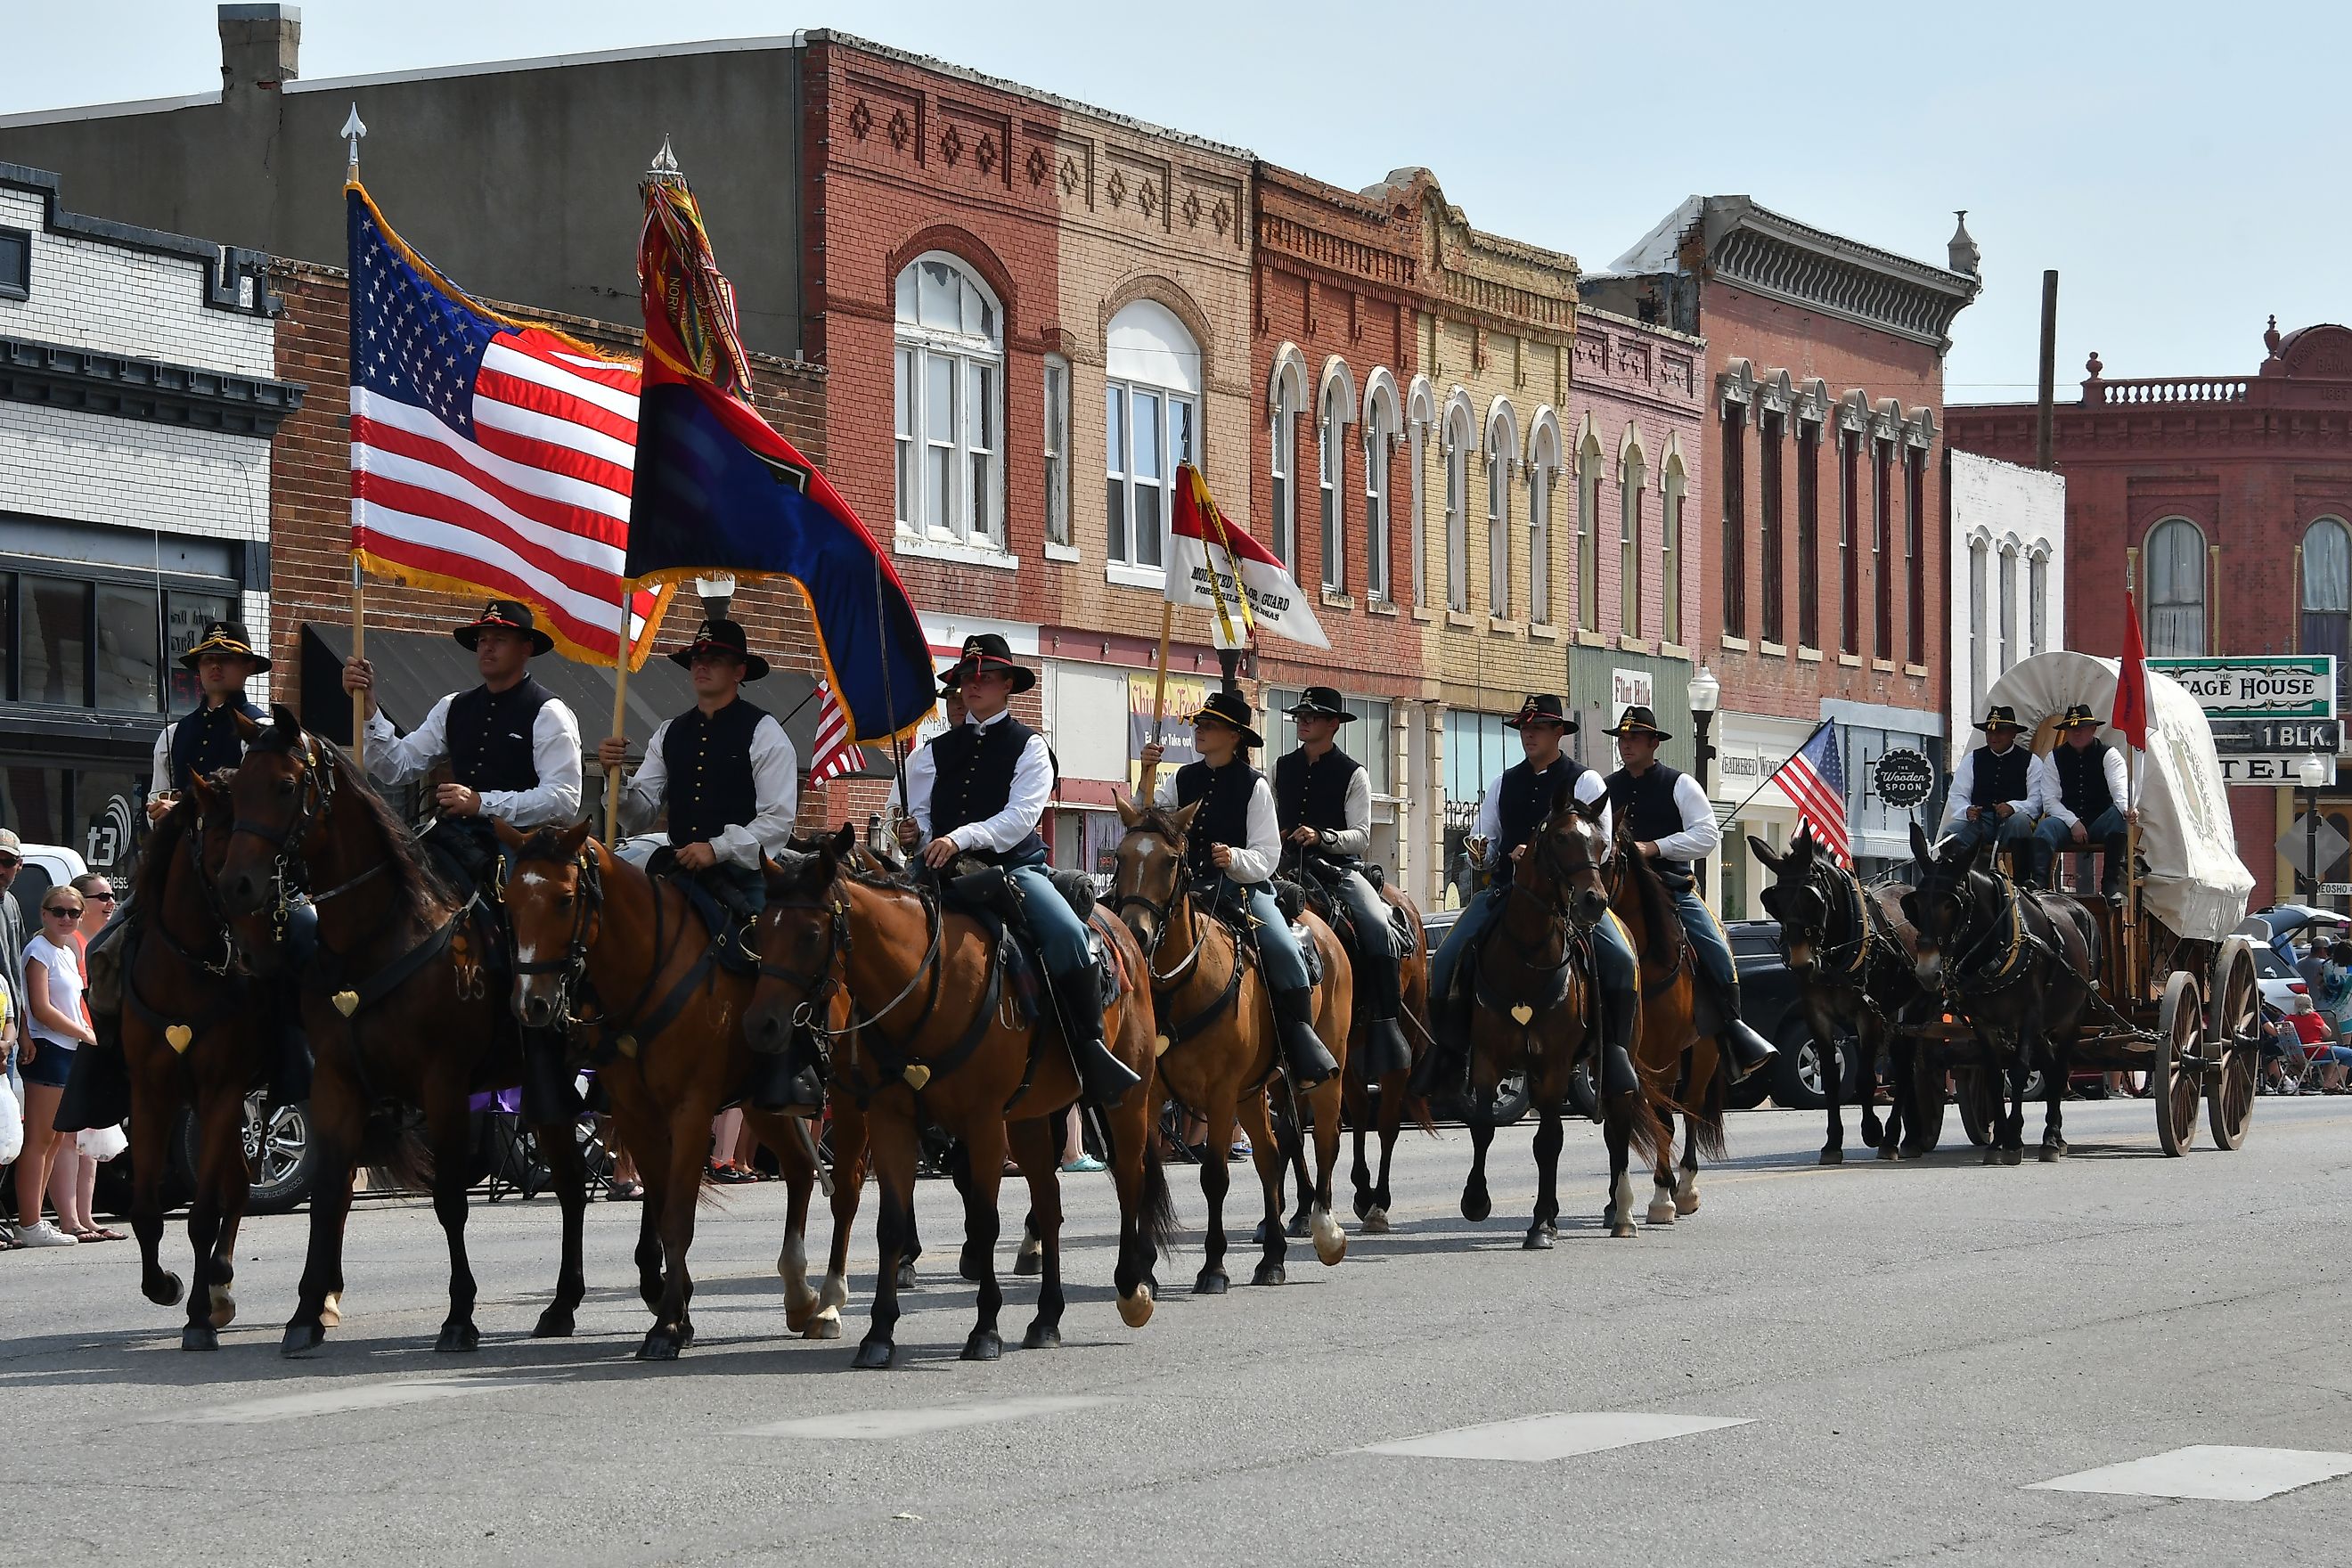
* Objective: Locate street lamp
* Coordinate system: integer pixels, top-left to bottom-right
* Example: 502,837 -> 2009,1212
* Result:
2300,754 -> 2328,908
695,573 -> 737,621
1687,664 -> 1721,890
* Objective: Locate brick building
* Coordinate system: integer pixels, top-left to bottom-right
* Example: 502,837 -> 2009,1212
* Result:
1584,197 -> 1979,910
0,160 -> 296,877
1947,320 -> 2352,906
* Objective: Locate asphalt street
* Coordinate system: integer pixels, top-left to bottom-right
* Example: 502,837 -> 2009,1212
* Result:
4,1094 -> 2349,1567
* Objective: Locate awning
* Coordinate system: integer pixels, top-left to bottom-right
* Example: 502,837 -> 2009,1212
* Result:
298,622 -> 894,779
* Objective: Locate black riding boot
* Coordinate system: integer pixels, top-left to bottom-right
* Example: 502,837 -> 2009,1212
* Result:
1709,972 -> 1779,1085
519,1029 -> 581,1124
1360,949 -> 1413,1078
1598,983 -> 1642,1108
1272,985 -> 1338,1090
1052,963 -> 1142,1108
2101,833 -> 2127,902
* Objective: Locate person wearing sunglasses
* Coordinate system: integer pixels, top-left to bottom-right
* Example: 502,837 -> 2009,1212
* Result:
13,891 -> 98,1246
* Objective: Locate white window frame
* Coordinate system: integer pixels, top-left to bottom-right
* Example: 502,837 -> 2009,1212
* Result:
1619,441 -> 1646,639
1105,380 -> 1194,575
1485,425 -> 1511,617
2144,515 -> 2208,657
892,252 -> 1006,557
2029,548 -> 2049,656
1576,429 -> 1605,634
1407,377 -> 1435,608
1365,379 -> 1398,603
1042,353 -> 1072,555
1997,540 -> 2019,676
1661,448 -> 1686,646
1270,367 -> 1304,574
1527,424 -> 1557,626
1443,404 -> 1473,612
1319,380 -> 1348,591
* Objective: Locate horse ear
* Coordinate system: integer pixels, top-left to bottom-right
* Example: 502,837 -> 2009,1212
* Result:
762,852 -> 800,898
270,703 -> 304,739
555,821 -> 592,858
1574,793 -> 1605,824
232,709 -> 264,741
1908,820 -> 1934,868
1170,799 -> 1201,836
1749,835 -> 1784,873
492,819 -> 527,851
830,822 -> 857,858
185,772 -> 216,811
1115,791 -> 1144,829
1948,834 -> 1980,878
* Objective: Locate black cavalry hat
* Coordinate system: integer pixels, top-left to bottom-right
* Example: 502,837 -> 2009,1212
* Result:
1505,693 -> 1578,733
1284,686 -> 1355,723
179,618 -> 270,673
1189,690 -> 1264,749
1603,704 -> 1675,741
668,617 -> 770,682
949,633 -> 1036,694
2053,703 -> 2102,731
1974,703 -> 2025,733
454,598 -> 554,657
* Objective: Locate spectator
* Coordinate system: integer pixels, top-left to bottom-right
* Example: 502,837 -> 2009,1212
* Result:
0,831 -> 27,1247
2290,992 -> 2352,1092
2296,932 -> 2329,994
14,886 -> 95,1245
1058,1105 -> 1104,1174
46,877 -> 122,1242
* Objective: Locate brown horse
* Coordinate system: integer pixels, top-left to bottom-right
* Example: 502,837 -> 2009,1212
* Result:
215,708 -> 588,1357
1606,827 -> 1730,1229
745,826 -> 1174,1368
1457,796 -> 1670,1244
117,782 -> 265,1350
1334,876 -> 1431,1235
1107,796 -> 1352,1290
494,821 -> 834,1359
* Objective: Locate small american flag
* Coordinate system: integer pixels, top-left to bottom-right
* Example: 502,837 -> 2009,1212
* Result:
806,682 -> 864,784
1776,722 -> 1850,865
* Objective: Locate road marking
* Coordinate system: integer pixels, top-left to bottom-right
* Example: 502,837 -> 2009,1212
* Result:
734,1394 -> 1110,1441
1356,1411 -> 1752,1463
2029,1446 -> 2352,1501
158,1376 -> 548,1425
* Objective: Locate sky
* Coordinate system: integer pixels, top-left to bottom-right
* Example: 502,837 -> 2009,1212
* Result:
4,1 -> 2342,400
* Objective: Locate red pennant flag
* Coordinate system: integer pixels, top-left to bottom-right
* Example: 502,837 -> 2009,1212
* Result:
2111,590 -> 2150,752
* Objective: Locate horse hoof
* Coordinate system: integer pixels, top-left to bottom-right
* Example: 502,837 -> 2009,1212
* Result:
146,1271 -> 184,1309
852,1338 -> 895,1370
1610,1221 -> 1637,1239
2040,1140 -> 2068,1163
1310,1213 -> 1347,1267
531,1308 -> 576,1339
960,1328 -> 1002,1362
1998,1147 -> 2022,1167
1193,1270 -> 1229,1296
1819,1147 -> 1844,1165
1461,1189 -> 1491,1223
1859,1122 -> 1883,1149
635,1330 -> 682,1362
1877,1142 -> 1899,1162
1116,1285 -> 1155,1328
208,1288 -> 237,1330
1646,1199 -> 1677,1227
958,1244 -> 987,1283
1013,1248 -> 1043,1278
1251,1262 -> 1286,1287
181,1323 -> 219,1352
803,1311 -> 843,1341
1523,1225 -> 1555,1250
1352,1188 -> 1374,1221
1981,1147 -> 2001,1166
895,1261 -> 919,1292
1286,1213 -> 1311,1240
1022,1322 -> 1063,1351
319,1292 -> 343,1329
1673,1189 -> 1700,1216
435,1322 -> 481,1353
280,1323 -> 326,1359
1361,1208 -> 1391,1236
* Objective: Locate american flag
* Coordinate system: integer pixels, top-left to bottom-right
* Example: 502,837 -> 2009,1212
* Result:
806,682 -> 865,784
1776,722 -> 1851,865
347,186 -> 666,666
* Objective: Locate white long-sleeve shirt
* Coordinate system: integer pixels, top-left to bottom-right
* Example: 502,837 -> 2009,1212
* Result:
1156,765 -> 1283,885
1939,744 -> 2055,834
1606,764 -> 1717,863
2038,742 -> 2130,829
615,710 -> 799,868
1472,763 -> 1613,848
363,690 -> 583,828
904,709 -> 1054,856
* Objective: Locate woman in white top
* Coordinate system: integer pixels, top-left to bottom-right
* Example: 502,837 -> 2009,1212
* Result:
14,886 -> 96,1246
45,875 -> 123,1242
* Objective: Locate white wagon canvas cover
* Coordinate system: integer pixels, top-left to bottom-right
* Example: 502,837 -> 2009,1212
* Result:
1976,651 -> 2253,943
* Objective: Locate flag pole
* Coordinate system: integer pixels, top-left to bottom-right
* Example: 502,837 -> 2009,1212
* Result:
603,591 -> 631,842
349,554 -> 368,767
1712,716 -> 1833,829
1141,600 -> 1173,800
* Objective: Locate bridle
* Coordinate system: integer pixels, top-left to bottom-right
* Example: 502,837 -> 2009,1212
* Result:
502,846 -> 602,1028
1107,826 -> 1213,988
1772,854 -> 1880,983
755,868 -> 942,1041
1920,861 -> 2029,998
227,737 -> 386,939
174,791 -> 241,977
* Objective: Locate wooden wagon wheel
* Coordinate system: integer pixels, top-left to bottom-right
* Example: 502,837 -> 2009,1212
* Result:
1954,1064 -> 1998,1147
2152,969 -> 2201,1156
2204,941 -> 2258,1152
1907,1048 -> 1947,1153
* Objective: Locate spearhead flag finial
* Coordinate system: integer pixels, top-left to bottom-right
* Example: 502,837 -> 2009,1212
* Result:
648,135 -> 682,183
341,102 -> 367,173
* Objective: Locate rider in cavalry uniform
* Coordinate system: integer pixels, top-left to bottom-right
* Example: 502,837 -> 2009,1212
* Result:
343,598 -> 584,1120
1602,705 -> 1778,1085
1938,703 -> 2053,874
148,620 -> 270,819
1420,694 -> 1642,1106
1139,691 -> 1340,1090
1272,687 -> 1410,1076
2031,704 -> 2132,898
897,633 -> 1143,1108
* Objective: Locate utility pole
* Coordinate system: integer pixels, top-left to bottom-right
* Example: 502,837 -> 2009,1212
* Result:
2036,269 -> 2059,471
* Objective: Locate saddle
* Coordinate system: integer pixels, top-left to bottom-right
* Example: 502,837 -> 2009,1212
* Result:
1197,879 -> 1324,991
940,862 -> 1119,1014
642,847 -> 762,976
1294,857 -> 1414,966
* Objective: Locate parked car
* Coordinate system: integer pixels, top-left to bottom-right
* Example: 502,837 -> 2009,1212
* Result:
2237,905 -> 2346,1013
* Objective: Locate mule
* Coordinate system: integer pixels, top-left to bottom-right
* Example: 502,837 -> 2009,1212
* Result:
1108,797 -> 1352,1290
1603,834 -> 1731,1229
745,826 -> 1173,1368
215,708 -> 588,1357
1752,825 -> 1932,1164
1904,821 -> 2101,1165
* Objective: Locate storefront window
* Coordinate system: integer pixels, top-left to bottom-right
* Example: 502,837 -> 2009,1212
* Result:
74,766 -> 143,875
1263,690 -> 1393,795
0,764 -> 68,847
20,576 -> 88,706
94,583 -> 161,714
164,592 -> 234,710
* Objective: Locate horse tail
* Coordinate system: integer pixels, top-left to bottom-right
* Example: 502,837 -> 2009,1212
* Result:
1139,1120 -> 1180,1259
1689,1049 -> 1731,1163
361,1117 -> 435,1196
1629,1085 -> 1676,1178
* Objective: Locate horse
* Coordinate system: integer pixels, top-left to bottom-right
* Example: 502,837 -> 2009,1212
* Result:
116,781 -> 265,1350
494,821 -> 837,1359
1752,825 -> 1932,1164
1108,796 -> 1352,1290
1903,820 -> 2102,1165
745,826 -> 1174,1368
214,706 -> 589,1357
1453,795 -> 1670,1245
1305,862 -> 1433,1238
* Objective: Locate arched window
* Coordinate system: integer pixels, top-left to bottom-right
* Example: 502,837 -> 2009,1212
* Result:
1661,445 -> 1686,646
1527,413 -> 1559,625
1267,349 -> 1306,573
1406,377 -> 1434,608
2144,516 -> 2207,657
1484,400 -> 1516,617
2304,517 -> 2352,700
1620,432 -> 1646,640
1319,375 -> 1351,591
1443,400 -> 1473,611
1106,300 -> 1200,572
1997,541 -> 2018,676
1364,374 -> 1400,603
1968,537 -> 1989,715
894,253 -> 1004,550
1576,426 -> 1605,633
2029,548 -> 2049,656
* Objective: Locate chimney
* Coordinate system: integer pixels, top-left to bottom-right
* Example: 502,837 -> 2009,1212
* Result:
219,4 -> 300,92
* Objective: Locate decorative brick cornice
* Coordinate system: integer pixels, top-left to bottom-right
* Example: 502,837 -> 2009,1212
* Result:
0,160 -> 279,319
1700,199 -> 1976,350
0,331 -> 305,436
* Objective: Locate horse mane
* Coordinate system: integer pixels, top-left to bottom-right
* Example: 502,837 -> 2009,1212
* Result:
247,715 -> 453,924
131,792 -> 199,909
510,827 -> 584,865
1616,825 -> 1685,946
1132,803 -> 1190,846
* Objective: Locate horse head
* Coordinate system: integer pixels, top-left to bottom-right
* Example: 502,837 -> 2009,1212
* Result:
217,705 -> 337,967
1901,819 -> 1985,987
1524,793 -> 1613,930
493,820 -> 597,1031
1753,825 -> 1830,972
1109,793 -> 1200,951
745,822 -> 855,1054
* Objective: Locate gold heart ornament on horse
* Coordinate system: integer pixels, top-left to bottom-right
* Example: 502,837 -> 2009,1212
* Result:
165,1023 -> 194,1053
1510,1004 -> 1534,1025
902,1064 -> 932,1090
331,990 -> 361,1017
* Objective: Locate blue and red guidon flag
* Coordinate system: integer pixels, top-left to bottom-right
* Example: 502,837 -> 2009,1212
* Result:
345,183 -> 670,667
1777,721 -> 1851,865
626,167 -> 932,747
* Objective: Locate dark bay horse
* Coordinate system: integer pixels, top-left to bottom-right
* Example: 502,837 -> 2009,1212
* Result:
1457,796 -> 1670,1245
1327,870 -> 1433,1237
746,826 -> 1174,1368
119,782 -> 264,1350
216,708 -> 588,1356
495,821 -> 832,1359
1752,825 -> 1931,1164
1108,797 -> 1352,1289
1605,833 -> 1729,1229
1904,821 -> 2101,1164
